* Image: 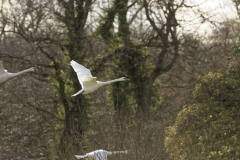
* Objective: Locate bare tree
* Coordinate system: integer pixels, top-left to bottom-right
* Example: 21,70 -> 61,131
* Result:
1,0 -> 96,159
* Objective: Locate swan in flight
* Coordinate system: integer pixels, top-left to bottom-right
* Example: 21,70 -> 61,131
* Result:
70,60 -> 128,96
0,61 -> 36,84
75,149 -> 128,160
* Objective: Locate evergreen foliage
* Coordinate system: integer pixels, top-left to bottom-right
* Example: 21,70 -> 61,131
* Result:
165,58 -> 240,159
95,0 -> 162,119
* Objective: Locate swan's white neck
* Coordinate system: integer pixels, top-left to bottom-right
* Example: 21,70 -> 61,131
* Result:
9,68 -> 34,77
108,150 -> 128,155
99,78 -> 124,85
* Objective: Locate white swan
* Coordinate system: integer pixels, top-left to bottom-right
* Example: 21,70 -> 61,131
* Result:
70,60 -> 128,96
75,149 -> 128,160
0,61 -> 36,84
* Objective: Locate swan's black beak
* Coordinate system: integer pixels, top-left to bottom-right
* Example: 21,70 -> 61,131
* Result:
34,67 -> 38,72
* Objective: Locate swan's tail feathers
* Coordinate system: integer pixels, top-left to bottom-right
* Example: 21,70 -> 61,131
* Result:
75,155 -> 88,159
72,89 -> 84,97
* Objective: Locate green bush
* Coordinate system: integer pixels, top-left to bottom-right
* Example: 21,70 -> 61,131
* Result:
165,59 -> 240,160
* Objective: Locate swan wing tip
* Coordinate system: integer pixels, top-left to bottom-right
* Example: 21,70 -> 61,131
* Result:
72,90 -> 84,97
70,60 -> 77,64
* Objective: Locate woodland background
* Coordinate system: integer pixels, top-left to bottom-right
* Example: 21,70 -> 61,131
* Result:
1,0 -> 240,159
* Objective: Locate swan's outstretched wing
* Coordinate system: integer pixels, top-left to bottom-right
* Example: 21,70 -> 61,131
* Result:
0,61 -> 6,75
75,154 -> 88,159
70,60 -> 94,85
70,60 -> 93,77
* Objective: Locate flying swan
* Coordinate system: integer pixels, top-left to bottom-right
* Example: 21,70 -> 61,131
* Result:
70,60 -> 128,96
75,149 -> 128,160
0,61 -> 36,84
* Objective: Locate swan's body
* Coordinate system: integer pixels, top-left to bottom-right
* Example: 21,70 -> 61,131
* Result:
75,149 -> 128,160
70,60 -> 128,96
0,61 -> 36,84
